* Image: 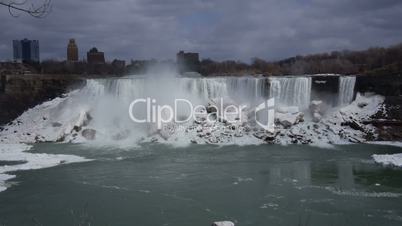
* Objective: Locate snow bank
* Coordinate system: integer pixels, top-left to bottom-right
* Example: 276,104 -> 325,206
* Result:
338,93 -> 384,121
372,153 -> 402,167
0,95 -> 73,144
0,143 -> 90,192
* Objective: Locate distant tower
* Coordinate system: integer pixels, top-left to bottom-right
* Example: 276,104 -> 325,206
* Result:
67,39 -> 79,62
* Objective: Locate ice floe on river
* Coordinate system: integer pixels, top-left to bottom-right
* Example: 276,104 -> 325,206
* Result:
372,153 -> 402,168
0,143 -> 90,192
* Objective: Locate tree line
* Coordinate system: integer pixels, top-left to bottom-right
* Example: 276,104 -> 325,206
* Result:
2,43 -> 401,77
199,43 -> 402,76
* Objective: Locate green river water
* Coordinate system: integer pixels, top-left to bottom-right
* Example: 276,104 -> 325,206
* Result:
0,143 -> 401,226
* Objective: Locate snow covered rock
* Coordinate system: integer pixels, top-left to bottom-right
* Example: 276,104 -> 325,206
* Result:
277,106 -> 299,114
206,103 -> 218,114
276,112 -> 304,128
313,112 -> 322,123
341,120 -> 364,132
310,100 -> 323,122
82,129 -> 96,140
0,83 -> 386,147
311,100 -> 323,109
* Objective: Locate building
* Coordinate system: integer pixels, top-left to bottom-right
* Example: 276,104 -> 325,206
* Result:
176,51 -> 200,72
13,39 -> 40,63
67,39 -> 79,62
112,59 -> 125,68
87,47 -> 105,64
112,59 -> 126,75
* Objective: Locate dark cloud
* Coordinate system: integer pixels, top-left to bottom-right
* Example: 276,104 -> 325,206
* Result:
0,0 -> 401,62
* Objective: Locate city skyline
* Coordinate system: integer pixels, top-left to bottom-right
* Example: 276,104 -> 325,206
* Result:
1,0 -> 402,62
8,37 -> 199,64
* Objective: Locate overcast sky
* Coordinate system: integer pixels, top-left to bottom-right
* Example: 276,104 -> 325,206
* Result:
1,0 -> 402,62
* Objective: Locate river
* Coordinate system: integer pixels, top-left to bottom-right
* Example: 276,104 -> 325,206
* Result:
0,143 -> 401,226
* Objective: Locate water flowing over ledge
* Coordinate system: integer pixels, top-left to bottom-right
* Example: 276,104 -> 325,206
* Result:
0,74 -> 383,146
338,76 -> 356,106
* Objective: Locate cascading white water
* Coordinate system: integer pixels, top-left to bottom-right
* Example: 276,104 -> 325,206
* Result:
338,76 -> 356,106
79,76 -> 313,118
0,74 -> 316,145
183,77 -> 229,100
269,77 -> 312,110
3,73 -> 380,147
81,77 -> 267,105
225,77 -> 269,101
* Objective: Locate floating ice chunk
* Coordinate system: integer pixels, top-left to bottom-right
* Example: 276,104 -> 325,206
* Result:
0,143 -> 91,192
372,153 -> 402,167
212,221 -> 235,226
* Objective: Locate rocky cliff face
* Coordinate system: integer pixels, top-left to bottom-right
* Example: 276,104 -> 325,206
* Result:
0,75 -> 84,125
355,75 -> 402,140
355,74 -> 402,97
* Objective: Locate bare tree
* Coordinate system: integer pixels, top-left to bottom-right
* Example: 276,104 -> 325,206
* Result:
0,0 -> 51,18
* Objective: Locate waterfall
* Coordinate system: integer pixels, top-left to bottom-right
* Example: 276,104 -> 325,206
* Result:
180,77 -> 270,104
79,77 -> 261,108
224,77 -> 269,103
269,77 -> 312,110
338,76 -> 356,106
62,76 -> 314,137
0,74 -> 321,145
78,76 -> 314,114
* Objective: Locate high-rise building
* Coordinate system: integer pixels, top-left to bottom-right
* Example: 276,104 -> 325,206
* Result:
13,39 -> 40,63
12,40 -> 22,61
67,39 -> 79,62
87,47 -> 105,64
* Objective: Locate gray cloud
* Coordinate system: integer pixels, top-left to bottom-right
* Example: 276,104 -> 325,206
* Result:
0,0 -> 401,62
